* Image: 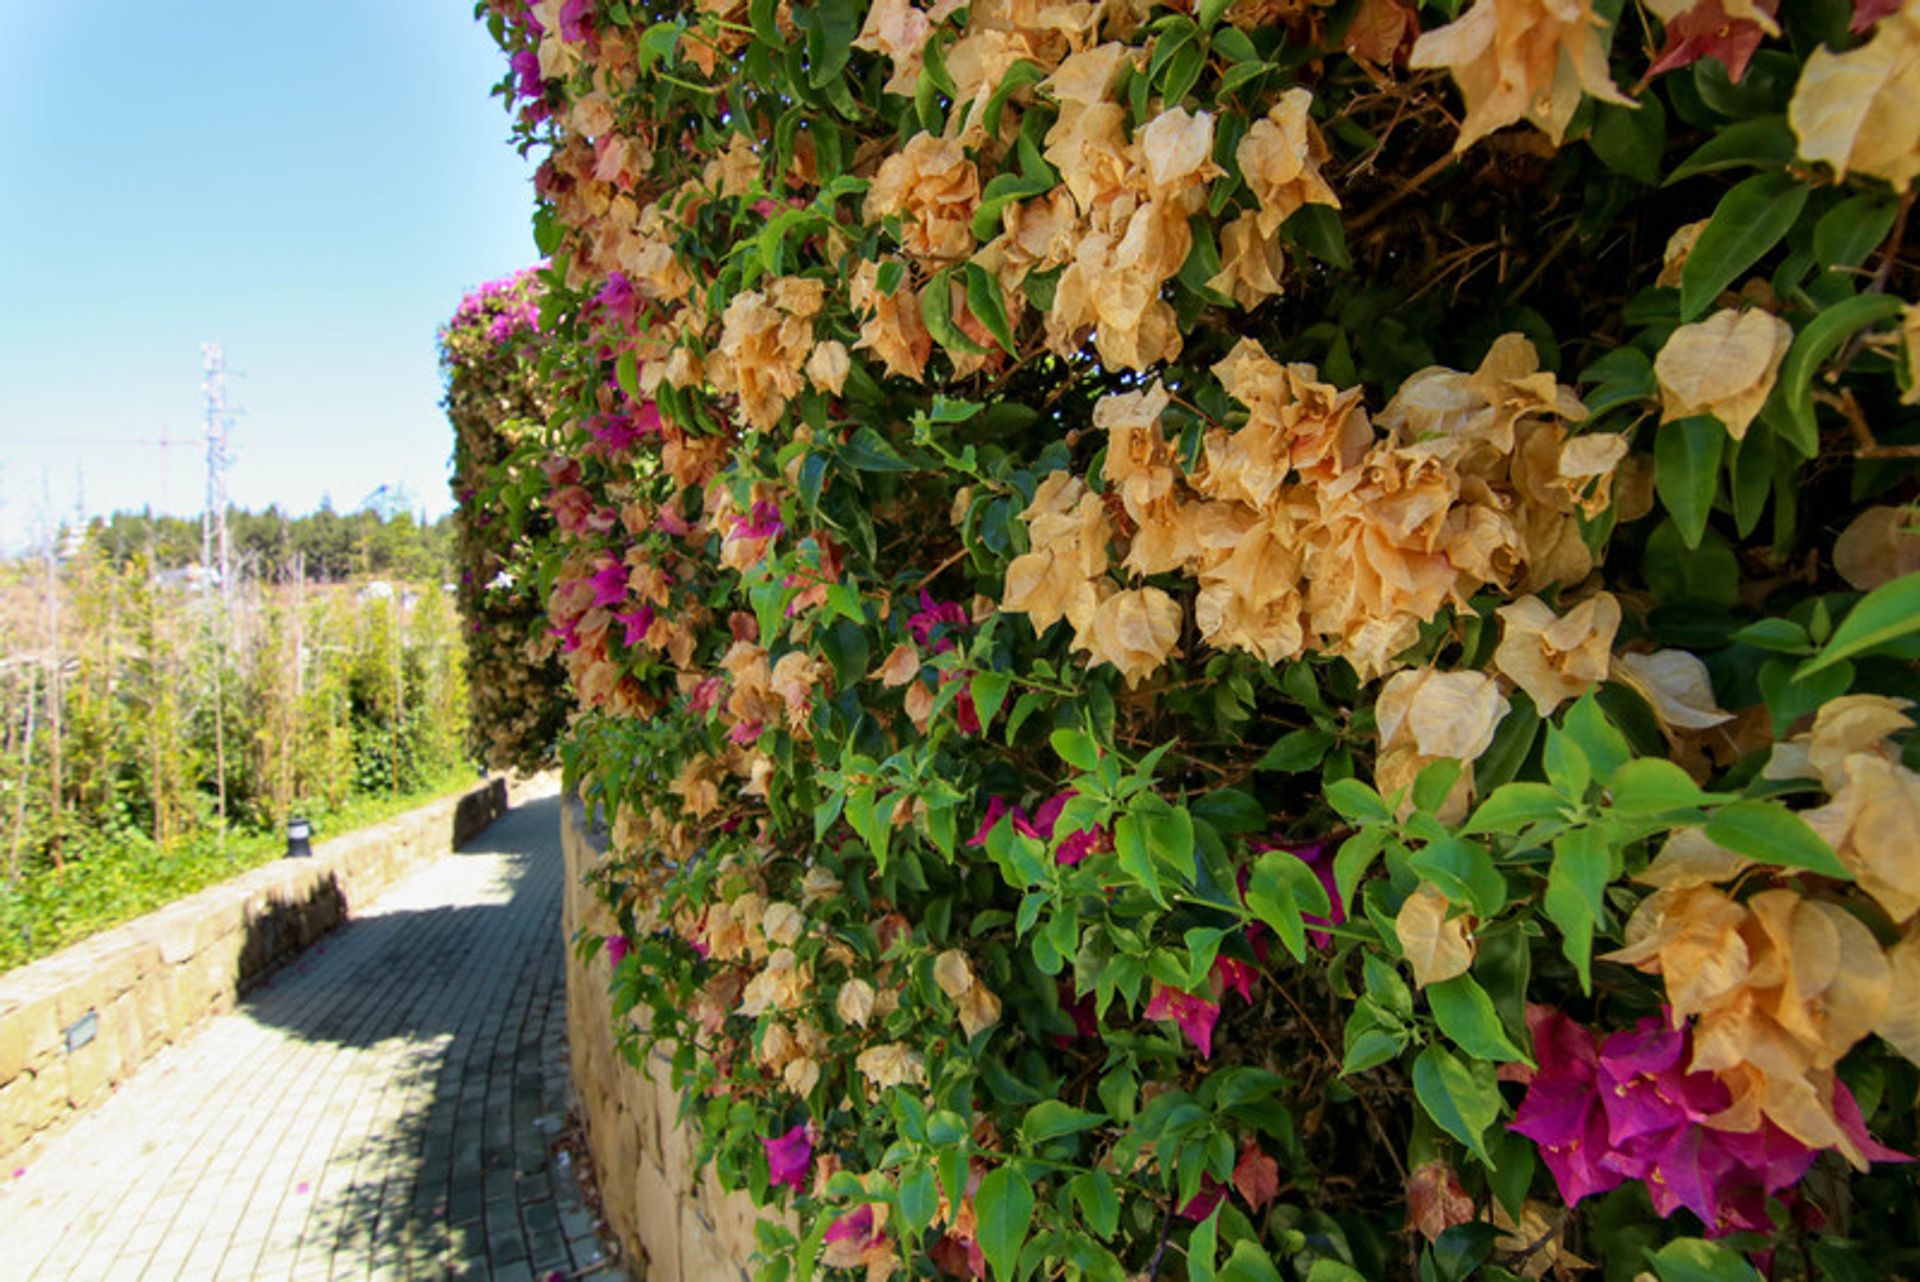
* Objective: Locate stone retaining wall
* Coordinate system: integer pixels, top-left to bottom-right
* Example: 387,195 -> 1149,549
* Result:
560,794 -> 765,1282
0,775 -> 514,1165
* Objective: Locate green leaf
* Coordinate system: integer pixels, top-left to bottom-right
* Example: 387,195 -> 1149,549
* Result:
1763,292 -> 1905,457
976,1166 -> 1036,1282
1191,787 -> 1266,834
964,261 -> 1017,355
898,1164 -> 940,1236
1333,828 -> 1388,913
1188,1209 -> 1220,1282
1342,1019 -> 1408,1076
1606,758 -> 1716,814
1647,1238 -> 1764,1282
1249,849 -> 1334,962
1220,1241 -> 1284,1282
1680,172 -> 1808,320
615,349 -> 641,401
1408,837 -> 1506,917
970,670 -> 1013,728
1590,96 -> 1666,185
1114,814 -> 1168,907
841,425 -> 914,471
1412,758 -> 1465,815
970,162 -> 1057,241
1070,1170 -> 1120,1240
1800,571 -> 1920,676
1465,782 -> 1568,835
1428,974 -> 1529,1063
1256,728 -> 1333,773
1325,778 -> 1392,824
1022,1101 -> 1109,1144
1814,192 -> 1899,269
1704,800 -> 1852,879
921,267 -> 989,356
1284,204 -> 1352,269
983,59 -> 1046,137
1052,728 -> 1100,772
1665,116 -> 1795,184
1544,826 -> 1611,993
1305,1263 -> 1368,1282
1655,415 -> 1727,549
1412,1045 -> 1501,1166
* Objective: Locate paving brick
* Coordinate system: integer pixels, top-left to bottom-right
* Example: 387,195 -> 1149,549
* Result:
0,790 -> 616,1282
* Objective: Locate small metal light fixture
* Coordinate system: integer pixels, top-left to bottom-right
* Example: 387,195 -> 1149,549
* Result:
286,816 -> 313,859
65,1010 -> 98,1054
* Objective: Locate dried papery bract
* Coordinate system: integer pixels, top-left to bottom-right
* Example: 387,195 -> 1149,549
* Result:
1790,5 -> 1920,190
1409,0 -> 1633,152
1654,309 -> 1793,439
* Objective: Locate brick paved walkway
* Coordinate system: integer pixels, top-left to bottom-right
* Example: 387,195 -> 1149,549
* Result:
0,792 -> 624,1282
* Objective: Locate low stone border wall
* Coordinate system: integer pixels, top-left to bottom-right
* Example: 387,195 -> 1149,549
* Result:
0,775 -> 514,1165
560,794 -> 764,1282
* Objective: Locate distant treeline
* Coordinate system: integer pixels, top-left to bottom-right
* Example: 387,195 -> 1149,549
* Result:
84,503 -> 455,583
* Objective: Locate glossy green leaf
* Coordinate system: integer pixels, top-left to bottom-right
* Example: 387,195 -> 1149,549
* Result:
1800,571 -> 1920,676
976,1166 -> 1035,1282
1679,172 -> 1808,320
1647,1238 -> 1764,1282
1412,1045 -> 1501,1166
1763,292 -> 1905,456
1427,974 -> 1530,1063
1655,415 -> 1726,549
1704,800 -> 1852,878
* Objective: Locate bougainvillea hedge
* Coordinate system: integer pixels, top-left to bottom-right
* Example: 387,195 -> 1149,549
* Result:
472,0 -> 1920,1277
442,268 -> 573,772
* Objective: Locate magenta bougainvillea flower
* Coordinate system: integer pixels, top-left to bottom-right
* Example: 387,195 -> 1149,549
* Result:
1145,984 -> 1221,1059
967,790 -> 1105,864
510,49 -> 543,98
612,605 -> 654,648
558,0 -> 593,41
589,557 -> 628,608
1211,955 -> 1259,1005
589,414 -> 645,455
605,934 -> 631,968
1510,1007 -> 1906,1234
824,1203 -> 884,1248
763,1123 -> 812,1191
596,271 -> 637,321
1177,1175 -> 1227,1221
909,591 -> 971,653
732,500 -> 785,540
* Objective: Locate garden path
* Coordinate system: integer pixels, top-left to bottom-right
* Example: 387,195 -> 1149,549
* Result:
0,791 -> 627,1282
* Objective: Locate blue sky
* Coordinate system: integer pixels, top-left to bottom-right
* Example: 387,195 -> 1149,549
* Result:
0,2 -> 538,551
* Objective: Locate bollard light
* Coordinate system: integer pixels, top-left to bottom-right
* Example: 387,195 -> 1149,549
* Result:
286,817 -> 313,859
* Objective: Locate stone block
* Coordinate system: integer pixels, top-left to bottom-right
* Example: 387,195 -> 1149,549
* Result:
702,1168 -> 766,1273
64,1027 -> 112,1108
631,1159 -> 680,1282
0,981 -> 63,1082
679,1203 -> 745,1282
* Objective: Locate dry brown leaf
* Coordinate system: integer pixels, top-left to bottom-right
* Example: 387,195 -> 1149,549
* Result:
1834,504 -> 1920,590
1493,592 -> 1620,715
1408,0 -> 1632,151
1407,1161 -> 1476,1243
1789,7 -> 1920,190
1613,649 -> 1734,731
1653,308 -> 1792,439
873,643 -> 922,687
1396,884 -> 1476,987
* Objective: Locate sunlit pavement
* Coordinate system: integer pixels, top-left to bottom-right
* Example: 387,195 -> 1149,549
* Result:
1,792 -> 626,1282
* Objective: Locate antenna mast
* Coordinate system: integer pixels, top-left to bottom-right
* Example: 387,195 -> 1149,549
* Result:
200,343 -> 233,596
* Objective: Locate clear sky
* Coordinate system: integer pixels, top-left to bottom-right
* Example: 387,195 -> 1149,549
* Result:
0,2 -> 538,551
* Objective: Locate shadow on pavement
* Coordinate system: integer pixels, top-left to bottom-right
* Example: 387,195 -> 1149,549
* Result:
231,794 -> 602,1279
